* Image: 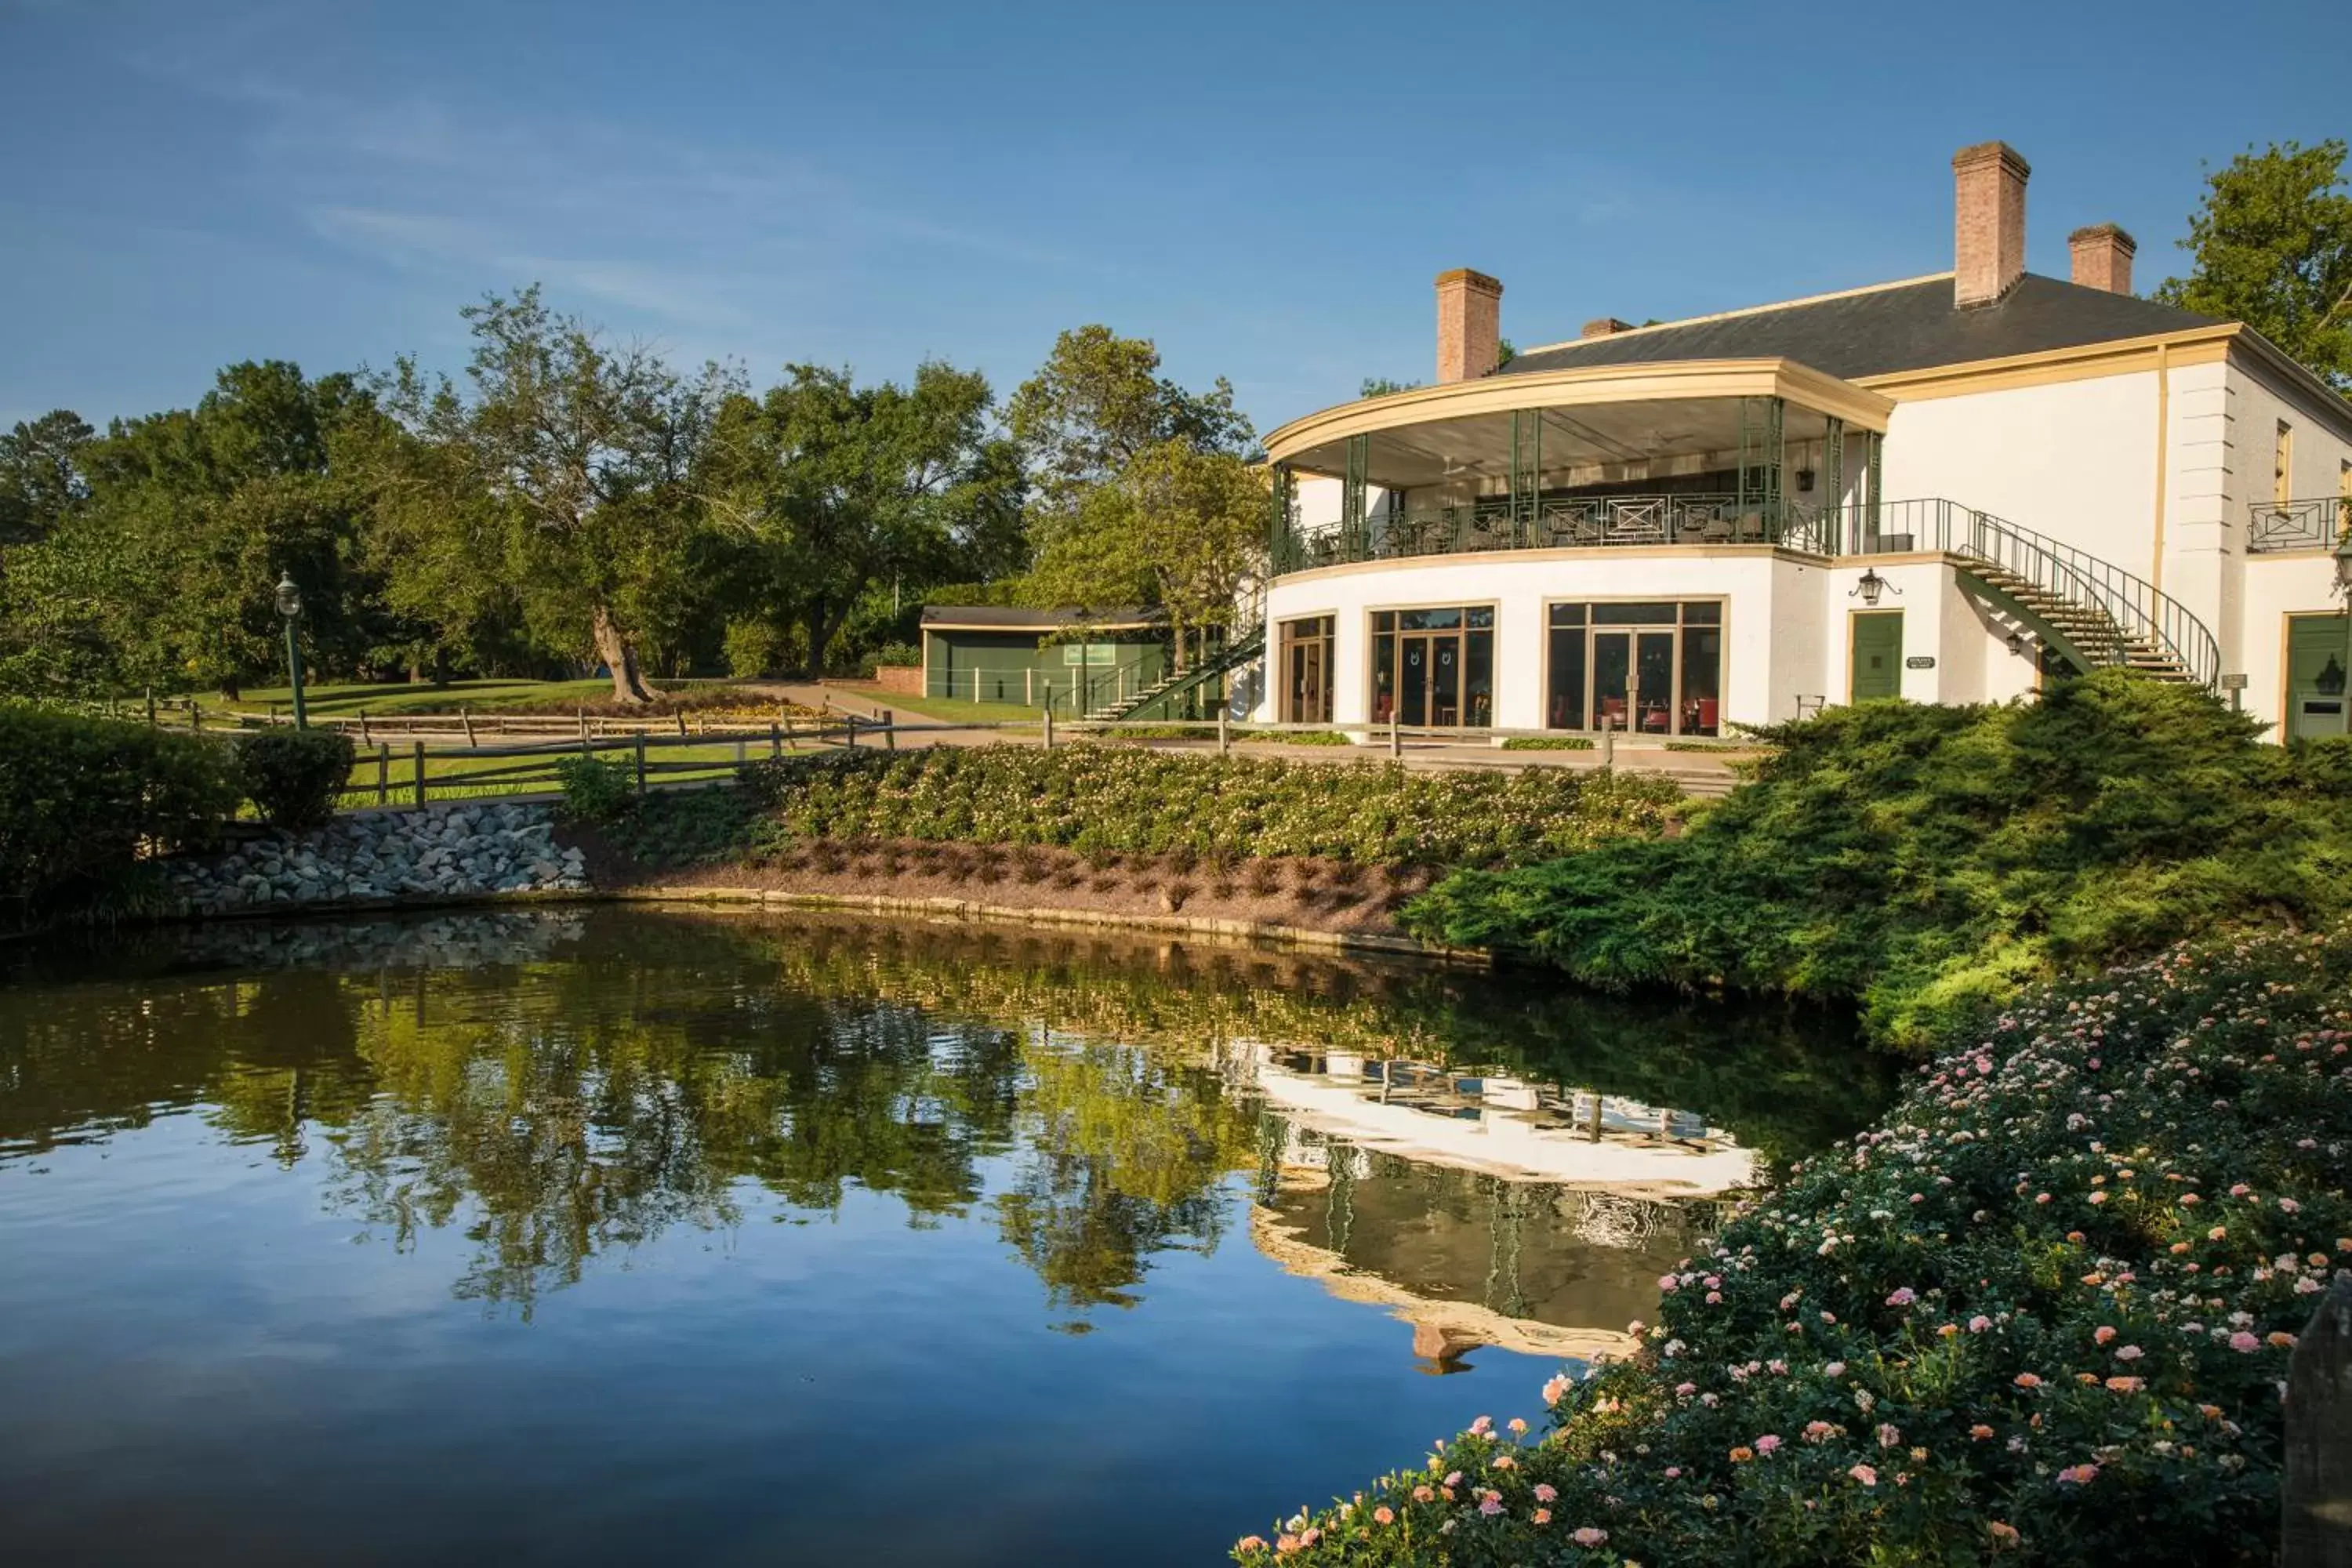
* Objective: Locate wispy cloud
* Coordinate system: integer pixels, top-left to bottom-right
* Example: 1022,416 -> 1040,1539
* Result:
122,41 -> 1095,359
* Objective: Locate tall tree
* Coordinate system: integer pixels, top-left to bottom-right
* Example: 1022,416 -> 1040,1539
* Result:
1025,440 -> 1265,672
2157,140 -> 2352,395
0,364 -> 391,697
1007,325 -> 1253,543
706,361 -> 1022,675
0,410 -> 94,547
379,287 -> 736,703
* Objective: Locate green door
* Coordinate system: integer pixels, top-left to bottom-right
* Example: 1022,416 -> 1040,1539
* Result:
1849,612 -> 1904,702
2286,614 -> 2351,740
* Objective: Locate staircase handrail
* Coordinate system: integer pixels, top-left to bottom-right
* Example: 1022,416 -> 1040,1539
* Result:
1838,497 -> 2220,688
1115,627 -> 1266,724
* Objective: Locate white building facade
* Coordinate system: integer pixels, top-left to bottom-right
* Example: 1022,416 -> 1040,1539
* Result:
1255,143 -> 2352,743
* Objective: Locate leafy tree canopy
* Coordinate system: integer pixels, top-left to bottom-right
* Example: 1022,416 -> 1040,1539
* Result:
2156,138 -> 2352,394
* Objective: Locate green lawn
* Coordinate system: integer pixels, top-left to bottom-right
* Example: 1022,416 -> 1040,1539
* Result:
335,735 -> 837,808
228,677 -> 638,718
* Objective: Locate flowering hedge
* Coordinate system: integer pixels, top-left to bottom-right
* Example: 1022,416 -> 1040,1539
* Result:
737,746 -> 1682,866
1240,922 -> 2352,1565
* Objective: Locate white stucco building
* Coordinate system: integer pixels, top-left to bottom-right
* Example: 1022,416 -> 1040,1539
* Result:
1254,142 -> 2352,742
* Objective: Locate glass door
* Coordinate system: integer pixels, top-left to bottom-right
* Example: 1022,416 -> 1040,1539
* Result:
1428,636 -> 1461,725
1398,634 -> 1431,726
1635,630 -> 1675,734
1591,632 -> 1631,731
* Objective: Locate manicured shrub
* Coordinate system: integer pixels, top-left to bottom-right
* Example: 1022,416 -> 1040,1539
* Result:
1499,736 -> 1595,751
1242,921 -> 2352,1566
735,745 -> 1682,868
236,728 -> 356,829
0,702 -> 241,927
1405,672 -> 2352,1047
555,753 -> 638,824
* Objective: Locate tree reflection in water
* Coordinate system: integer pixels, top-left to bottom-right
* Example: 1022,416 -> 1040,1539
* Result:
0,909 -> 1893,1332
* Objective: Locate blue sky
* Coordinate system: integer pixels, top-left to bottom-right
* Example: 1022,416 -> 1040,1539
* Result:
2,0 -> 2344,435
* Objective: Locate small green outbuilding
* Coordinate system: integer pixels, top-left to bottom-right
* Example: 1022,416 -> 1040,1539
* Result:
920,606 -> 1168,715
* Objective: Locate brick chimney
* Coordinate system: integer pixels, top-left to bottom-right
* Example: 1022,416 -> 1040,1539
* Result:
1952,141 -> 2030,308
1581,317 -> 1633,339
1436,268 -> 1504,382
2067,223 -> 2136,296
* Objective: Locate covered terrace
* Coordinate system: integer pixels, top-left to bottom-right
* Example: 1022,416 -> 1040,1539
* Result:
1265,359 -> 1893,574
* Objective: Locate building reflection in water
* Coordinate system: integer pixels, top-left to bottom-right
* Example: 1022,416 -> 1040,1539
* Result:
1231,1042 -> 1744,1372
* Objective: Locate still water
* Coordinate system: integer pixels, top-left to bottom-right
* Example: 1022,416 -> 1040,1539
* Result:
0,909 -> 1891,1566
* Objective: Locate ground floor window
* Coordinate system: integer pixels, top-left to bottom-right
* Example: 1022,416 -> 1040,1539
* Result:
2286,612 -> 2351,740
1370,606 -> 1494,726
1545,601 -> 1722,736
1279,615 -> 1335,724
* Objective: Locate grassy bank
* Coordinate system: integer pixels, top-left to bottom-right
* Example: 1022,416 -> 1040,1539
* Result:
1403,673 -> 2352,1048
1240,919 -> 2352,1566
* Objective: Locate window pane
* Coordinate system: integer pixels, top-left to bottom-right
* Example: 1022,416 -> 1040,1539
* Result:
1681,601 -> 1722,625
1370,631 -> 1395,722
1592,601 -> 1681,626
1466,607 -> 1494,629
1548,626 -> 1586,730
1549,603 -> 1587,627
1681,627 -> 1722,736
1401,608 -> 1461,630
1373,611 -> 1396,633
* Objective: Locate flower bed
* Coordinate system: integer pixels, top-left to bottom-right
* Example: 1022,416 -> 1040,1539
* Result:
1240,921 -> 2352,1565
736,746 -> 1682,867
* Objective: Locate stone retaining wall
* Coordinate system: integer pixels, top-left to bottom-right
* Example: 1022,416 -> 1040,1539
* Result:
167,802 -> 588,915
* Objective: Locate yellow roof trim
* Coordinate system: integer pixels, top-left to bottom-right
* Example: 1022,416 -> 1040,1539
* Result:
1850,324 -> 2243,398
1265,358 -> 1894,466
1512,272 -> 1957,358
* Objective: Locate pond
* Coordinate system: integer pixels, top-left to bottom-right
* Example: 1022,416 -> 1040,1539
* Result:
0,909 -> 1894,1565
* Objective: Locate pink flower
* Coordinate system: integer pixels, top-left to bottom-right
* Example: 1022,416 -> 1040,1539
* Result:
1507,1417 -> 1527,1436
1468,1416 -> 1492,1436
1675,1381 -> 1697,1396
2013,1373 -> 2043,1388
1479,1497 -> 1504,1516
2229,1331 -> 2259,1352
1657,1274 -> 1679,1290
1237,1537 -> 1267,1553
2280,1197 -> 2302,1213
1534,1483 -> 1557,1503
2056,1464 -> 2099,1485
2114,1345 -> 2143,1362
1886,1287 -> 1917,1307
1664,1466 -> 1682,1479
1412,1485 -> 1434,1502
2089,1191 -> 2109,1204
1877,1423 -> 1901,1450
1541,1374 -> 1571,1406
1824,1361 -> 1846,1378
1372,1507 -> 1393,1526
1755,1435 -> 1782,1454
1571,1527 -> 1609,1547
2093,1326 -> 2116,1345
1849,1464 -> 1878,1487
1443,1471 -> 1462,1488
2105,1376 -> 2145,1393
1969,1316 -> 1992,1333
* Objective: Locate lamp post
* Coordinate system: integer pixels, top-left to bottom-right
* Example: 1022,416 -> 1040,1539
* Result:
2336,532 -> 2352,737
274,572 -> 307,731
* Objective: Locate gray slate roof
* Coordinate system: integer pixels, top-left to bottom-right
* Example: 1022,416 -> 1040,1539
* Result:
920,605 -> 1161,630
1500,274 -> 2217,383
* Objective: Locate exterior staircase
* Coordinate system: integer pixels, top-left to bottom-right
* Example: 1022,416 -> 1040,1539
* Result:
1093,630 -> 1266,723
1846,499 -> 2220,689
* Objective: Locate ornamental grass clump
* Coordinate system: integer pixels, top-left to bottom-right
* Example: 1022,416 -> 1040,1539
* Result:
736,745 -> 1679,868
1240,920 -> 2352,1566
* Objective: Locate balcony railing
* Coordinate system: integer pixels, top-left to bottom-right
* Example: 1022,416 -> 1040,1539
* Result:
1272,493 -> 1832,572
2248,496 -> 2352,554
